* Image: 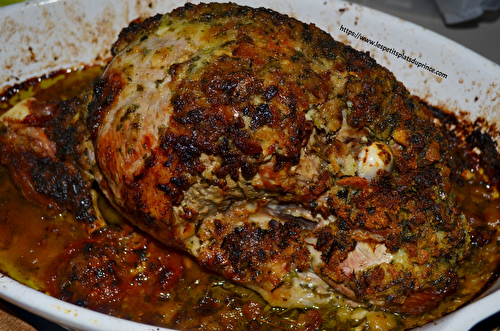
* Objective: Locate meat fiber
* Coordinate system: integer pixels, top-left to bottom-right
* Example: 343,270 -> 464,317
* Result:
0,2 -> 470,314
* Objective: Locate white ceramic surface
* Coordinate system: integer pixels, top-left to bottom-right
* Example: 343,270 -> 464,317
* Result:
1,0 -> 499,330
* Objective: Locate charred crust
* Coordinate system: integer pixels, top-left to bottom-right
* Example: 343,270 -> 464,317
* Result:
35,159 -> 93,222
316,226 -> 355,266
161,133 -> 201,165
87,75 -> 124,139
248,104 -> 273,129
26,152 -> 96,223
466,129 -> 500,182
111,13 -> 163,56
0,4 -> 493,317
219,220 -> 311,280
0,98 -> 98,224
47,227 -> 184,313
79,2 -> 477,312
48,99 -> 89,161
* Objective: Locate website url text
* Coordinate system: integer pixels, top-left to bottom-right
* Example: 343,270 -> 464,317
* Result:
339,24 -> 447,79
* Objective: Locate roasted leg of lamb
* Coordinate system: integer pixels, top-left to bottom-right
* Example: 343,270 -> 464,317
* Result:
0,2 -> 470,315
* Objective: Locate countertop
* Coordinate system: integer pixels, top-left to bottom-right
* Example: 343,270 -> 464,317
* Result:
349,0 -> 500,65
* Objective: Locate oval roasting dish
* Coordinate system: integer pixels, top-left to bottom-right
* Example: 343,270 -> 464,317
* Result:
1,0 -> 500,330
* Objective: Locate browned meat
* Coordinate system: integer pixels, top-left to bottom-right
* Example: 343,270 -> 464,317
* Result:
46,224 -> 184,315
0,97 -> 104,230
0,2 -> 470,314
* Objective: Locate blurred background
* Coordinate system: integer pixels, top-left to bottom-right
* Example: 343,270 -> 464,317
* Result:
349,0 -> 500,64
1,0 -> 499,63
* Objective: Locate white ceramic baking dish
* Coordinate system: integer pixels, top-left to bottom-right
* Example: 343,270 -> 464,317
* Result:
1,1 -> 499,330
